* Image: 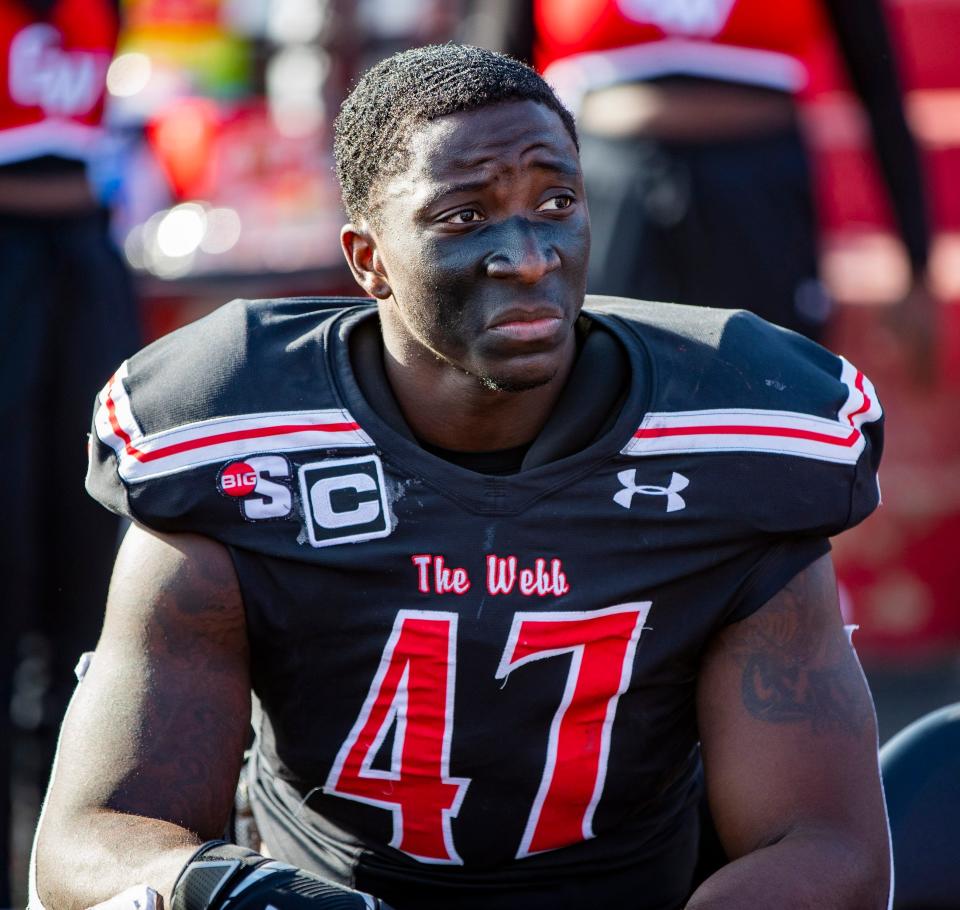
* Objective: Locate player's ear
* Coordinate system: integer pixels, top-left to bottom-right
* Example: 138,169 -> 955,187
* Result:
341,223 -> 392,300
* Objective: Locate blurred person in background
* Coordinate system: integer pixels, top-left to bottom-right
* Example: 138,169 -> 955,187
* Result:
0,0 -> 139,901
464,0 -> 936,356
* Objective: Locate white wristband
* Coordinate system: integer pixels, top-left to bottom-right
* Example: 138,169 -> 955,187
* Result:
86,885 -> 161,910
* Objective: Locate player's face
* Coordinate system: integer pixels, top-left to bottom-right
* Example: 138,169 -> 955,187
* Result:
349,100 -> 590,393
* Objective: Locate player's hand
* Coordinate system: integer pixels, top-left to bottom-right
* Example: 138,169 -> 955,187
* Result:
883,277 -> 939,387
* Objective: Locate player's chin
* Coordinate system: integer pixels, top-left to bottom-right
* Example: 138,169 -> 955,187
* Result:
474,351 -> 564,393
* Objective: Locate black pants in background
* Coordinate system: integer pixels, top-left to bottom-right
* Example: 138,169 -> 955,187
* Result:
0,210 -> 140,904
581,124 -> 831,342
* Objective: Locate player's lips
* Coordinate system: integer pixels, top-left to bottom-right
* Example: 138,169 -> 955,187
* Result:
486,307 -> 566,342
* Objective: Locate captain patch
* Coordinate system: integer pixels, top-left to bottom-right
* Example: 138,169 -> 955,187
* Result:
298,455 -> 393,548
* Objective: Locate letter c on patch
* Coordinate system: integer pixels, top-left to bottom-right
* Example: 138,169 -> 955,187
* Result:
309,472 -> 379,528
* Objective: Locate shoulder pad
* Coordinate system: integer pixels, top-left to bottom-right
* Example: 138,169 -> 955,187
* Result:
587,297 -> 884,535
86,297 -> 375,529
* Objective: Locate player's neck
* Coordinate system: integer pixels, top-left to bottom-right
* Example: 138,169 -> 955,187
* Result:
382,343 -> 576,452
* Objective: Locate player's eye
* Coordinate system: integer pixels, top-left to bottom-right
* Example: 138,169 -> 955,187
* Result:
537,194 -> 575,212
444,208 -> 485,224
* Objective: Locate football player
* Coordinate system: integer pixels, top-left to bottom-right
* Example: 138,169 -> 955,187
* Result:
32,44 -> 890,910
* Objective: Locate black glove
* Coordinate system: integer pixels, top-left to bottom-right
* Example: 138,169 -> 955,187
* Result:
171,841 -> 394,910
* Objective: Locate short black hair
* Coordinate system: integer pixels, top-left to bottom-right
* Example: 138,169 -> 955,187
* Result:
333,43 -> 578,224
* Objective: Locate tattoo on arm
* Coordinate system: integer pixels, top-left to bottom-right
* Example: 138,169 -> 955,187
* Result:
729,568 -> 869,737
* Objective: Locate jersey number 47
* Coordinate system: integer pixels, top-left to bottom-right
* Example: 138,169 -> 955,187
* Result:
323,604 -> 650,864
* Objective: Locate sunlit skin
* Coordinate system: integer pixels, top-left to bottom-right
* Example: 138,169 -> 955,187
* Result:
341,100 -> 590,452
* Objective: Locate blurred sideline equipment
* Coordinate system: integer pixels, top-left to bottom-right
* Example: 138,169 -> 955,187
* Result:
881,703 -> 960,910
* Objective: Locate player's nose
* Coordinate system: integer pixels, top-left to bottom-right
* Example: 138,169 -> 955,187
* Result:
483,217 -> 561,284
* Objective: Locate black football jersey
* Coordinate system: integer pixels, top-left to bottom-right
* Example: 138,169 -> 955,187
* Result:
87,296 -> 883,910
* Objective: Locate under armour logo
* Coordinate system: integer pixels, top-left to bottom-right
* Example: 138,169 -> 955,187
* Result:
614,470 -> 689,512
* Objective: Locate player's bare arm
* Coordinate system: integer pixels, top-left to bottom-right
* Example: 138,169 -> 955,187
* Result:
688,553 -> 890,909
33,524 -> 251,909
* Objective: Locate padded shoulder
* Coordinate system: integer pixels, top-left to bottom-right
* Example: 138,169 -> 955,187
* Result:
586,297 -> 885,536
86,297 -> 375,526
587,296 -> 845,414
120,297 -> 370,430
